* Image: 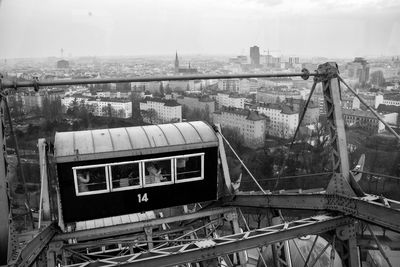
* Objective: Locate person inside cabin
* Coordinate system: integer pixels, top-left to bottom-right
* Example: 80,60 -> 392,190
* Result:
128,168 -> 140,186
177,157 -> 188,180
118,173 -> 130,188
145,163 -> 165,184
77,171 -> 90,192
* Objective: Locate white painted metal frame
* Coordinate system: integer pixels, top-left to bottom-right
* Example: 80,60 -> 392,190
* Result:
108,161 -> 143,192
71,153 -> 206,196
73,164 -> 110,196
174,153 -> 204,184
141,156 -> 175,188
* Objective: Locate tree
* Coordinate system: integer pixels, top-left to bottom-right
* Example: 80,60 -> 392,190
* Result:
141,108 -> 157,124
8,94 -> 24,120
117,109 -> 125,118
130,93 -> 142,122
67,98 -> 80,117
165,84 -> 172,95
222,127 -> 246,156
102,104 -> 114,118
308,120 -> 331,173
159,83 -> 165,97
42,96 -> 63,122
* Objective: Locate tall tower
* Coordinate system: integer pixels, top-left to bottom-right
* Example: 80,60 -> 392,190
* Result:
250,46 -> 260,66
174,52 -> 179,73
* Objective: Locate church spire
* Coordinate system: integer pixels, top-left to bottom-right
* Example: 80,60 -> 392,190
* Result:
174,51 -> 179,73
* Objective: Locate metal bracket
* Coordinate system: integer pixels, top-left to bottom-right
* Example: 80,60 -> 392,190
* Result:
314,62 -> 339,83
33,77 -> 40,92
301,68 -> 310,80
336,224 -> 356,241
224,211 -> 238,222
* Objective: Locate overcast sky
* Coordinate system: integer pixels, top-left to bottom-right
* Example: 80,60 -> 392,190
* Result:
0,0 -> 399,59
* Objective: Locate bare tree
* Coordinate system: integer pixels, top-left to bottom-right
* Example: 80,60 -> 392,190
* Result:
141,108 -> 158,124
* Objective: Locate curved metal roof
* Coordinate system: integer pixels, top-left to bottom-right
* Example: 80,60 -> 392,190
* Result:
54,121 -> 218,163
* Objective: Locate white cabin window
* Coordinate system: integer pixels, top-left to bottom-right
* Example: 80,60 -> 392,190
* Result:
175,153 -> 204,183
73,165 -> 109,196
143,158 -> 174,187
110,161 -> 141,191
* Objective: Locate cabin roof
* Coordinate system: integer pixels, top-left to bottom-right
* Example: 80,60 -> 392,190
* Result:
54,121 -> 218,163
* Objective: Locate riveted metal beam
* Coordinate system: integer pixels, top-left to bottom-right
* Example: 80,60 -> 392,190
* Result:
64,215 -> 351,267
223,193 -> 400,233
53,208 -> 235,242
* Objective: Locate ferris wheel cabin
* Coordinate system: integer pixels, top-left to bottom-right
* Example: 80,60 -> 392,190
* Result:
54,121 -> 219,224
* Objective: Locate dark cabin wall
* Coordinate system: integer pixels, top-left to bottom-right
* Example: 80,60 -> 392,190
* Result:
57,147 -> 218,223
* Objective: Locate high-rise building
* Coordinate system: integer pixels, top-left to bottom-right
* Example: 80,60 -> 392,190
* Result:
250,46 -> 260,66
288,57 -> 300,67
57,59 -> 69,68
347,57 -> 370,87
174,52 -> 179,73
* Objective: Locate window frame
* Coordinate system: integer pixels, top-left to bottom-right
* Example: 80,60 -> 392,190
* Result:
73,164 -> 110,196
108,160 -> 143,192
174,153 -> 204,184
72,152 -> 206,195
141,156 -> 175,188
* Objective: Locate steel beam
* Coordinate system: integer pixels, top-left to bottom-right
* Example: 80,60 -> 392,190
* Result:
1,71 -> 319,89
64,215 -> 351,267
53,208 -> 235,242
357,236 -> 400,251
8,223 -> 57,267
223,193 -> 400,233
336,223 -> 360,267
38,138 -> 51,227
0,97 -> 11,265
316,63 -> 350,181
215,124 -> 232,196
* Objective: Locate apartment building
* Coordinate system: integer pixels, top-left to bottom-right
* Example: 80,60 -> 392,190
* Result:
256,103 -> 299,139
216,92 -> 246,109
213,107 -> 267,148
139,98 -> 182,124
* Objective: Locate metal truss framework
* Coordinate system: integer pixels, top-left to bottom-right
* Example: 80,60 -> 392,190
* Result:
53,208 -> 236,242
8,223 -> 57,267
316,63 -> 350,179
223,193 -> 400,233
65,214 -> 351,267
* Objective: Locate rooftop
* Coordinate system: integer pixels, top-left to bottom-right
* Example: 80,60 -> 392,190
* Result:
141,97 -> 181,107
54,121 -> 217,163
343,109 -> 377,119
257,102 -> 299,115
215,106 -> 267,121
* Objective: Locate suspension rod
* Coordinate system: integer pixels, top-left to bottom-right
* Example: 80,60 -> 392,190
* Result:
1,72 -> 320,89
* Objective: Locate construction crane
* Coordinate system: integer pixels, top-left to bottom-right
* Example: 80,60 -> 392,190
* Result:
1,63 -> 400,266
263,49 -> 280,56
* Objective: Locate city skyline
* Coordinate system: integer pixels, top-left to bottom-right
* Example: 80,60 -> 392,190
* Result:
1,0 -> 400,59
